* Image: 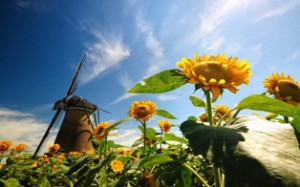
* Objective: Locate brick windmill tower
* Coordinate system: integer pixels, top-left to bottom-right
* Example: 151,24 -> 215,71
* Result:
33,53 -> 100,157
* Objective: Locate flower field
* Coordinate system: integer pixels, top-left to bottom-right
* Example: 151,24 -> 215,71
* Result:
1,54 -> 300,187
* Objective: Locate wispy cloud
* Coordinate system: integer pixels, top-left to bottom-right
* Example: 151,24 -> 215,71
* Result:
158,94 -> 178,102
109,128 -> 140,147
255,1 -> 300,22
136,12 -> 165,77
79,31 -> 130,84
108,73 -> 136,105
0,108 -> 57,155
207,37 -> 224,51
199,0 -> 247,36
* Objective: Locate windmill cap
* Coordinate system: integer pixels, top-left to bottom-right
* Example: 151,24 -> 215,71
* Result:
53,95 -> 98,112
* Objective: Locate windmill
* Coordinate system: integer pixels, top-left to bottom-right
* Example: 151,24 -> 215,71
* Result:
33,52 -> 104,158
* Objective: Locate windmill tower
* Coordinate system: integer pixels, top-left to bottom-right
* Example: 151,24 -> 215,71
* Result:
33,53 -> 100,157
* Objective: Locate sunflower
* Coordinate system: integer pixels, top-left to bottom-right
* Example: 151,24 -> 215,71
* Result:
128,101 -> 156,121
13,143 -> 26,152
110,160 -> 124,173
177,53 -> 251,99
263,73 -> 300,105
48,144 -> 60,155
263,72 -> 294,94
0,141 -> 12,153
158,120 -> 172,133
275,80 -> 300,105
94,122 -> 111,141
214,104 -> 232,122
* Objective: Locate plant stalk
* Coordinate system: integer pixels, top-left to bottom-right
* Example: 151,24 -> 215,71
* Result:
284,116 -> 289,123
205,91 -> 222,187
142,121 -> 147,157
104,136 -> 108,158
183,163 -> 210,187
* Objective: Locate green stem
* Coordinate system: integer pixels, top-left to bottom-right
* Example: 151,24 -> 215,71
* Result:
104,136 -> 108,158
142,121 -> 147,157
205,91 -> 222,187
160,131 -> 163,150
183,163 -> 210,187
284,116 -> 289,123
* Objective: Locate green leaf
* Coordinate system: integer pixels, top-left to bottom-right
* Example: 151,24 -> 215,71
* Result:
128,69 -> 189,93
291,106 -> 300,134
0,178 -> 20,187
66,156 -> 92,176
177,166 -> 192,187
156,109 -> 176,119
137,154 -> 174,168
106,117 -> 133,131
189,96 -> 206,108
236,94 -> 297,117
146,128 -> 157,140
164,133 -> 189,145
39,176 -> 51,187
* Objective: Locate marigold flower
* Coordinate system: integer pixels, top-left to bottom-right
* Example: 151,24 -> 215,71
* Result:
68,151 -> 80,156
0,164 -> 4,170
48,144 -> 60,155
263,72 -> 294,94
0,141 -> 12,153
128,101 -> 156,121
199,113 -> 208,122
116,148 -> 127,155
13,143 -> 26,152
158,120 -> 172,133
110,160 -> 124,173
214,104 -> 232,122
177,53 -> 251,99
94,122 -> 111,141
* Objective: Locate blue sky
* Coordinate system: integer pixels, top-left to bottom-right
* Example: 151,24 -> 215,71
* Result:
1,0 -> 300,152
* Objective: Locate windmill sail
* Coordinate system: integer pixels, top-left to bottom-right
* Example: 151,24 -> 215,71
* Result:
32,52 -> 87,158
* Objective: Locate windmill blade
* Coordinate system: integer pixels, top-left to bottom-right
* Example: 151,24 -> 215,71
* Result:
98,107 -> 111,114
32,107 -> 63,158
66,52 -> 86,96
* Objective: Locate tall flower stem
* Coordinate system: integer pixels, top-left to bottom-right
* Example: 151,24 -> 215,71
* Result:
205,91 -> 222,187
160,131 -> 163,150
142,120 -> 147,157
104,136 -> 108,158
183,163 -> 210,187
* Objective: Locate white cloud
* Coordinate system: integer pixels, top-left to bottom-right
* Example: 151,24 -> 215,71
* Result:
108,129 -> 140,147
255,1 -> 300,22
158,94 -> 178,102
199,0 -> 247,36
136,13 -> 165,77
108,73 -> 136,105
79,31 -> 130,84
0,108 -> 57,155
207,37 -> 224,51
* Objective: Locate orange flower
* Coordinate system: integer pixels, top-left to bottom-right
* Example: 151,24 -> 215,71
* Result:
143,171 -> 156,187
177,53 -> 251,99
0,141 -> 12,153
263,73 -> 300,105
110,160 -> 124,173
128,101 -> 156,121
158,120 -> 172,133
199,113 -> 208,122
13,143 -> 26,152
0,164 -> 4,170
263,72 -> 294,94
214,104 -> 232,122
68,151 -> 80,156
94,122 -> 111,141
48,144 -> 60,155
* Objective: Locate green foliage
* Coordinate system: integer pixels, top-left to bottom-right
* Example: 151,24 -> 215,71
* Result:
155,109 -> 177,119
0,178 -> 20,187
235,94 -> 297,117
136,154 -> 174,168
189,95 -> 206,107
291,106 -> 300,134
163,133 -> 189,145
128,69 -> 188,93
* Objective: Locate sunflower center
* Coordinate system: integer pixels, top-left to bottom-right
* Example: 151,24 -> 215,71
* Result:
192,61 -> 231,83
136,105 -> 151,117
277,80 -> 300,102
